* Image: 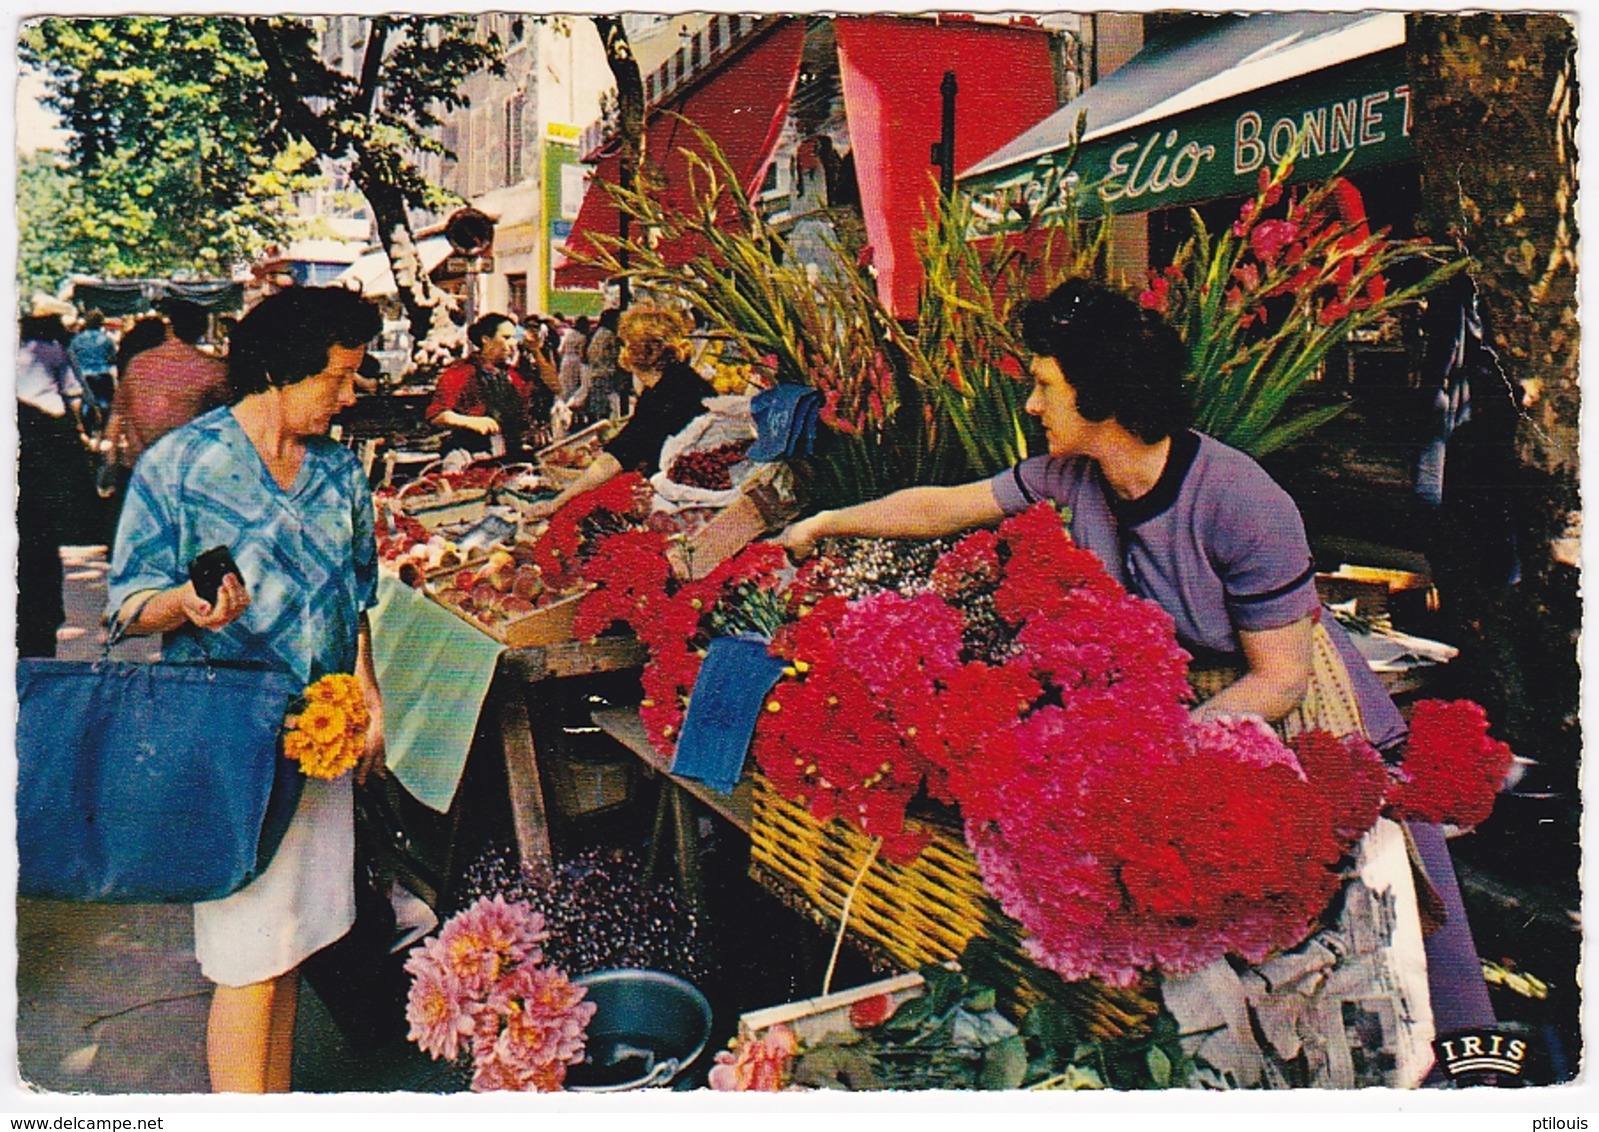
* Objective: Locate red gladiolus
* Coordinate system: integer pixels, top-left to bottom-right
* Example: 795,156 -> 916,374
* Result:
1139,275 -> 1171,314
1250,219 -> 1300,264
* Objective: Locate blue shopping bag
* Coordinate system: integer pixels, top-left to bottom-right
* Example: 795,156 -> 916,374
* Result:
16,658 -> 304,903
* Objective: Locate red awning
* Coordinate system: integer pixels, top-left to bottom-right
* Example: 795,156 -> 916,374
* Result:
834,16 -> 1059,319
554,19 -> 805,291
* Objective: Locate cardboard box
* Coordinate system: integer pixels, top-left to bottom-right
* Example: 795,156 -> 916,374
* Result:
668,471 -> 798,580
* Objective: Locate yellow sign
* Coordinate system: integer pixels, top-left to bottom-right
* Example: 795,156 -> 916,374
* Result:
545,122 -> 581,145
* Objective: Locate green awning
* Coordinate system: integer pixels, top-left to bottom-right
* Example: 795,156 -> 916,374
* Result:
959,11 -> 1412,232
66,278 -> 245,317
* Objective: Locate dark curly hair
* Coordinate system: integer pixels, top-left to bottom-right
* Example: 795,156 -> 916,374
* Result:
1017,278 -> 1191,443
468,312 -> 515,351
229,287 -> 382,398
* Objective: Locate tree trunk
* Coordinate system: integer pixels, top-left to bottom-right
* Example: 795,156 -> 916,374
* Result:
592,16 -> 645,308
357,166 -> 438,347
248,16 -> 436,347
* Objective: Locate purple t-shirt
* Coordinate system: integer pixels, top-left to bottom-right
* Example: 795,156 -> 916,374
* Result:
991,430 -> 1404,747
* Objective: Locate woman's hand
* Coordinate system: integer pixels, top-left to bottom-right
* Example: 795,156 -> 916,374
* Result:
354,616 -> 386,785
432,410 -> 500,436
777,515 -> 827,561
182,572 -> 251,631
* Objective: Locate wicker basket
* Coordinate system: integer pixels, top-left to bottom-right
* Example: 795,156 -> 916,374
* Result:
746,775 -> 1158,1040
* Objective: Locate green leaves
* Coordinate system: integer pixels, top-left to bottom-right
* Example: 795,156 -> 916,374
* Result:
21,14 -> 507,307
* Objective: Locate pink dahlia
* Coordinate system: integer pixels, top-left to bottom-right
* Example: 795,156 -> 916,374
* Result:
708,1023 -> 798,1091
432,895 -> 549,997
402,947 -> 476,1061
469,963 -> 596,1093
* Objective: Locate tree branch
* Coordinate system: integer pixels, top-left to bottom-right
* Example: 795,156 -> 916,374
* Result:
357,16 -> 391,118
246,17 -> 340,157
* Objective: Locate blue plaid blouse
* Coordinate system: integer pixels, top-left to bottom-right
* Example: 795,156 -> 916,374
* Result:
108,406 -> 378,684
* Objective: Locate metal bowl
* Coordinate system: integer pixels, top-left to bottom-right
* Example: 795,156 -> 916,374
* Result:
567,969 -> 713,1091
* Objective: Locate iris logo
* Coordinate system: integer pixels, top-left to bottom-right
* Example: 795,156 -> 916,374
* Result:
1435,1030 -> 1530,1078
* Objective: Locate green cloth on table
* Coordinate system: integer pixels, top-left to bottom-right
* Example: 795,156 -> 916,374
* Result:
369,573 -> 505,812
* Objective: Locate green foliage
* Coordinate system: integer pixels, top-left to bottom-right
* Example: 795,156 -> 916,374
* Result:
898,175 -> 1101,479
20,16 -> 315,276
570,119 -> 1097,509
21,14 -> 507,339
16,151 -> 89,297
782,952 -> 1193,1092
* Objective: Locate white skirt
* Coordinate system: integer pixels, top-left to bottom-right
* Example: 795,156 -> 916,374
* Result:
194,774 -> 356,987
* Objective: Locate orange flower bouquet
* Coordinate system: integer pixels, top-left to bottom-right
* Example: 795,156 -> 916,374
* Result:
283,673 -> 369,780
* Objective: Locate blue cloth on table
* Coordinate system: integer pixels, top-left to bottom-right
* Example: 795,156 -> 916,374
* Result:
749,384 -> 823,461
670,634 -> 787,794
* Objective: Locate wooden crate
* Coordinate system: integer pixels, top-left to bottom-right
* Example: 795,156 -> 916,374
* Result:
747,775 -> 1158,1040
425,581 -> 590,648
737,969 -> 931,1045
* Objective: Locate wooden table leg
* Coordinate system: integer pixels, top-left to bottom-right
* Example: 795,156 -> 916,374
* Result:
670,788 -> 706,923
644,775 -> 673,885
496,678 -> 555,886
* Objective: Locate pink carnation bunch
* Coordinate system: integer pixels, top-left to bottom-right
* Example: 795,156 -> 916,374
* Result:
405,895 -> 596,1092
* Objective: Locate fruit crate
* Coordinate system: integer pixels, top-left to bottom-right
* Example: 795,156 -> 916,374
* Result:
422,562 -> 590,648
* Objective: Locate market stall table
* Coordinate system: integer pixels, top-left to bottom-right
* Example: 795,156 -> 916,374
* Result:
369,574 -> 646,903
591,705 -> 754,918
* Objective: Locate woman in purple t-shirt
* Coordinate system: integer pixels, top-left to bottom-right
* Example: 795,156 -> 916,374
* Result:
781,278 -> 1494,1087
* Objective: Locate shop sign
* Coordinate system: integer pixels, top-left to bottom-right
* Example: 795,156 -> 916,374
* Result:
964,50 -> 1412,234
445,255 -> 494,274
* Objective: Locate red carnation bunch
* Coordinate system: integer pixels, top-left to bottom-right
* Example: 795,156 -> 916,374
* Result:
754,591 -> 968,860
531,472 -> 654,589
576,538 -> 790,752
1385,699 -> 1514,828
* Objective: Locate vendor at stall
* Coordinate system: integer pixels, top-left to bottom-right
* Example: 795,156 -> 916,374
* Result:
526,303 -> 714,519
778,278 -> 1495,1088
427,312 -> 536,458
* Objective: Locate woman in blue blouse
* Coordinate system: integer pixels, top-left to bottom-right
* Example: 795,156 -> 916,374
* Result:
109,287 -> 386,1093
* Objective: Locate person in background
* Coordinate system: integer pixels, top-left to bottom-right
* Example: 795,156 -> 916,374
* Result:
68,309 -> 118,431
427,312 -> 536,458
585,306 -> 626,419
17,313 -> 94,657
556,315 -> 591,428
114,314 -> 168,376
107,287 -> 386,1093
526,303 -> 713,519
513,325 -> 561,450
105,298 -> 231,473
